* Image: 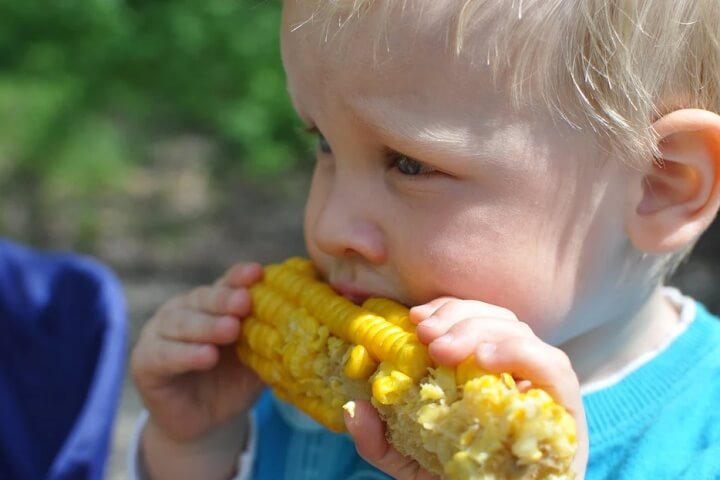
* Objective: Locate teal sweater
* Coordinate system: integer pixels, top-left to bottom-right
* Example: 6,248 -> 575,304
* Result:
584,301 -> 720,479
251,300 -> 720,480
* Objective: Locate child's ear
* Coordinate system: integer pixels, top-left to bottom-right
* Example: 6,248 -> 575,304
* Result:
626,109 -> 720,253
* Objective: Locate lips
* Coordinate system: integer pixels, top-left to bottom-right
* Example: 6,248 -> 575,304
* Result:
330,283 -> 372,305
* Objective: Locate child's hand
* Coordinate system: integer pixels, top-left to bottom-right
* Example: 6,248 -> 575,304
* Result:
345,297 -> 588,480
130,262 -> 265,445
344,400 -> 440,480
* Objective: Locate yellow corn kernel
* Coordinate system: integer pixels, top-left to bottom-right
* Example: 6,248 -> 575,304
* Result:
456,356 -> 487,384
237,257 -> 577,479
371,362 -> 413,405
242,317 -> 282,359
342,400 -> 357,418
344,345 -> 378,380
363,297 -> 416,332
282,256 -> 317,277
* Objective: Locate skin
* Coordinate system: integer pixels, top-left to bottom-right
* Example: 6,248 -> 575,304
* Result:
131,2 -> 720,479
132,264 -> 265,479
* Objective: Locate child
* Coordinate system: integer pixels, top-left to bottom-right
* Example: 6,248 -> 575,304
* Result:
129,1 -> 720,479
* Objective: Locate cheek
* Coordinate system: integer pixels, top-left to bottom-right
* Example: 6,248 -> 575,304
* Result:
303,169 -> 328,269
411,251 -> 576,340
392,209 -> 578,339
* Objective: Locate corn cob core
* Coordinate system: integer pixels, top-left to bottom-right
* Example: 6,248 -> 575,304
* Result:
236,258 -> 577,479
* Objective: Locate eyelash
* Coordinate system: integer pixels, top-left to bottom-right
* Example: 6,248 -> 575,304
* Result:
383,150 -> 437,177
304,126 -> 331,154
304,126 -> 437,177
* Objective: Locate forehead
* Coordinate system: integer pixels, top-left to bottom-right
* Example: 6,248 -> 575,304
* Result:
280,0 -> 505,123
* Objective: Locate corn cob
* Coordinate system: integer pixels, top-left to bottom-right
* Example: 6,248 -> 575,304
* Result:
236,257 -> 577,479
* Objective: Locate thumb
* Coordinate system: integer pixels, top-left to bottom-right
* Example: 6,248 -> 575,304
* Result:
344,400 -> 439,480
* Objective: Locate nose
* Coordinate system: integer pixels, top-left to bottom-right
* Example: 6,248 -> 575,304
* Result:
310,184 -> 387,264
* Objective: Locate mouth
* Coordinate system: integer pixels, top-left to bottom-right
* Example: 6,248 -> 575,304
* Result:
330,283 -> 372,305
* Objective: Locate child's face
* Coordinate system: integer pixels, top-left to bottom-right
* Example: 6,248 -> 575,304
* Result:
281,3 -> 643,345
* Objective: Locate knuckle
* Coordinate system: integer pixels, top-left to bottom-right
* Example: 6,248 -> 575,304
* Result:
153,344 -> 174,370
216,288 -> 233,311
168,313 -> 188,337
187,287 -> 205,306
129,360 -> 145,387
423,297 -> 450,311
551,347 -> 574,372
446,298 -> 467,310
136,321 -> 158,347
193,286 -> 221,312
509,336 -> 537,357
229,263 -> 247,277
160,294 -> 184,312
495,306 -> 518,321
222,262 -> 259,287
202,286 -> 217,306
515,320 -> 534,336
435,300 -> 465,320
207,288 -> 221,311
129,348 -> 144,377
452,316 -> 481,333
130,342 -> 157,382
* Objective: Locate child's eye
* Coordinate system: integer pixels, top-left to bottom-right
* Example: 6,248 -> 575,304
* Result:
304,126 -> 333,154
392,154 -> 435,176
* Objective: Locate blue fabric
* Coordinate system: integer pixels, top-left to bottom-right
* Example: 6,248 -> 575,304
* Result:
250,301 -> 720,480
0,239 -> 127,480
584,302 -> 720,480
253,389 -> 390,480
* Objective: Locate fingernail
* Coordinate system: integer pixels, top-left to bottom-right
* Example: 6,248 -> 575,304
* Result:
410,305 -> 431,316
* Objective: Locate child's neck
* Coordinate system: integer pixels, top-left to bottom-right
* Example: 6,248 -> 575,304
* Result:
563,286 -> 683,390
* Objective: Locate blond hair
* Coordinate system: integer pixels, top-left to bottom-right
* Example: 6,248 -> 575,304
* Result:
304,0 -> 720,165
297,0 -> 718,278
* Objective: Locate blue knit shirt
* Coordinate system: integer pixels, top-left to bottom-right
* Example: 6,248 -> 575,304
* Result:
583,301 -> 720,479
250,298 -> 720,480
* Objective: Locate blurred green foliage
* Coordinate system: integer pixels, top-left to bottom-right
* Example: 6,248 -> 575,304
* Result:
0,0 -> 308,197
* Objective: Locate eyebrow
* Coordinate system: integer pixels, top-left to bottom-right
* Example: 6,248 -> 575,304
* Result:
347,97 -> 490,161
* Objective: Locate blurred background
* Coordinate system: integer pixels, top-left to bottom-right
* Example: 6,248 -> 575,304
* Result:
0,1 -> 716,478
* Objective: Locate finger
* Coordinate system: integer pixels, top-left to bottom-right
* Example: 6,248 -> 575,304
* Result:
426,316 -> 534,365
415,300 -> 517,343
409,297 -> 457,324
415,304 -> 532,344
215,262 -> 263,288
475,337 -> 579,409
428,299 -> 517,324
132,338 -> 218,380
180,285 -> 251,316
344,400 -> 439,480
475,337 -> 589,479
156,310 -> 241,345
